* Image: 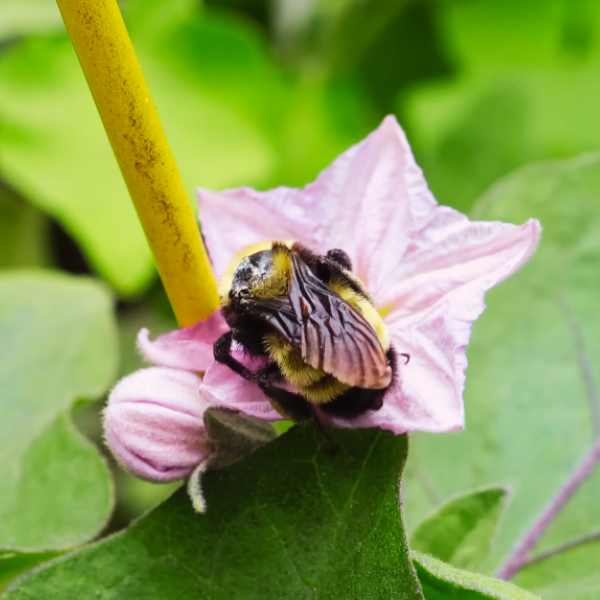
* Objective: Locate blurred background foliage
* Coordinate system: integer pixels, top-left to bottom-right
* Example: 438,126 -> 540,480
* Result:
2,0 -> 600,595
3,0 -> 600,293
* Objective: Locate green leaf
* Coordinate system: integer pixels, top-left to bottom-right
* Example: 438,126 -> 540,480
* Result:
0,36 -> 154,297
4,427 -> 425,600
405,0 -> 600,212
403,153 -> 600,572
0,272 -> 117,551
411,487 -> 509,571
0,0 -> 63,41
327,0 -> 450,114
132,4 -> 281,195
0,0 -> 376,296
406,80 -> 533,214
514,537 -> 600,600
413,552 -> 540,600
0,2 -> 280,296
202,407 -> 277,470
0,551 -> 61,593
0,187 -> 49,269
263,74 -> 371,189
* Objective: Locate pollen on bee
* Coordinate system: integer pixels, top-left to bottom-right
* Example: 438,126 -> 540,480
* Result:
252,243 -> 292,298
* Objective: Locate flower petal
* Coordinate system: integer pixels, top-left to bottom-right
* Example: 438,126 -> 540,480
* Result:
104,367 -> 212,482
197,115 -> 435,302
348,219 -> 540,435
200,361 -> 281,421
137,310 -> 228,372
191,115 -> 541,437
197,185 -> 319,279
338,324 -> 466,435
295,114 -> 441,303
377,216 -> 541,320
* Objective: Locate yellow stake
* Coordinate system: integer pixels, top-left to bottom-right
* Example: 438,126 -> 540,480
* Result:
56,0 -> 220,326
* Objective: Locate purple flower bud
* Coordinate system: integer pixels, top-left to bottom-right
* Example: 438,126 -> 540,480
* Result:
104,367 -> 213,482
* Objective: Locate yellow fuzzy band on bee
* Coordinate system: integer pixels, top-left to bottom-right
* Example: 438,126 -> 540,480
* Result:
263,332 -> 324,387
264,332 -> 350,403
219,240 -> 293,303
301,376 -> 351,404
327,278 -> 390,351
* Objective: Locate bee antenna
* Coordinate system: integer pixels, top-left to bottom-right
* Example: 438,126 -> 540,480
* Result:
400,353 -> 410,365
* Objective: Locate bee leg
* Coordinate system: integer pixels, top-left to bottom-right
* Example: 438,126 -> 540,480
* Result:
256,369 -> 333,438
255,361 -> 283,386
257,382 -> 314,423
311,405 -> 332,438
257,368 -> 332,435
213,331 -> 254,381
320,386 -> 387,419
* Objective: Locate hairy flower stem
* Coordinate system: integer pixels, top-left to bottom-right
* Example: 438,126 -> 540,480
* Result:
56,0 -> 219,326
496,435 -> 600,580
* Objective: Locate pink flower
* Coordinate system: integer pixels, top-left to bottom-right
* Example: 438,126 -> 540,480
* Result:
132,115 -> 541,436
104,367 -> 213,482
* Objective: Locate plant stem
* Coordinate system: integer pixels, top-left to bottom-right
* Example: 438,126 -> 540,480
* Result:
523,529 -> 600,567
560,291 -> 600,436
496,435 -> 600,580
56,0 -> 220,326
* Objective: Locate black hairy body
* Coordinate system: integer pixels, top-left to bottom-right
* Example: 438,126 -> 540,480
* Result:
214,241 -> 398,424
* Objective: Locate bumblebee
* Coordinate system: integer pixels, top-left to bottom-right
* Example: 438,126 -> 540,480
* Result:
213,241 -> 400,424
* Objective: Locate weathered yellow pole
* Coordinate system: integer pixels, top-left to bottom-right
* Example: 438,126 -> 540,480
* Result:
56,0 -> 220,326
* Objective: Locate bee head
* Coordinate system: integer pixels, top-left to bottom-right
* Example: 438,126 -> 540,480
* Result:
229,250 -> 274,301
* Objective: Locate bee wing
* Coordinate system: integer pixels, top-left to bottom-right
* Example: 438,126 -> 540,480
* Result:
241,295 -> 302,343
287,255 -> 392,389
238,254 -> 392,389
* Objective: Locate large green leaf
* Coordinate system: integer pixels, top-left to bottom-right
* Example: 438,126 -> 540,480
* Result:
0,0 -> 63,41
266,74 -> 371,188
407,79 -> 534,214
411,487 -> 508,571
413,552 -> 540,600
0,551 -> 61,594
0,187 -> 49,269
0,0 -> 377,296
4,427 -> 425,600
0,272 -> 117,551
514,537 -> 600,600
0,34 -> 153,296
0,0 -> 279,296
405,0 -> 600,212
404,153 -> 600,573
